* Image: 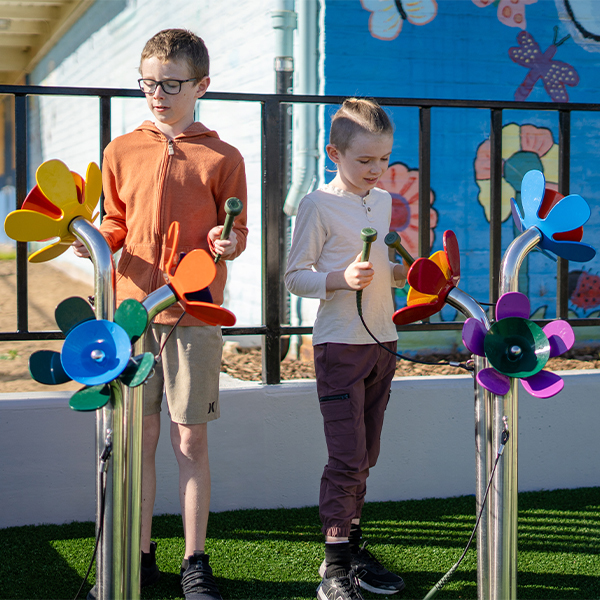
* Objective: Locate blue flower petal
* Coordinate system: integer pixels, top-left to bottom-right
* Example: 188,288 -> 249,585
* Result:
539,194 -> 590,236
521,169 -> 546,227
539,237 -> 596,263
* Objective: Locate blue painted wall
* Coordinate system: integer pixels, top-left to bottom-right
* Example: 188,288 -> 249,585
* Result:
321,0 -> 600,330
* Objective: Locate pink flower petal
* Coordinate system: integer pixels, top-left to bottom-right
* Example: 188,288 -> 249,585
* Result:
542,320 -> 575,357
521,370 -> 564,398
520,124 -> 553,158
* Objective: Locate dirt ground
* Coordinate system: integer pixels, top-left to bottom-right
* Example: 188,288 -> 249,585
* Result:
0,258 -> 598,393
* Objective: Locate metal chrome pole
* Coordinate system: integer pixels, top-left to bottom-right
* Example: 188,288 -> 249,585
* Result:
491,227 -> 542,600
69,217 -> 115,600
446,287 -> 493,600
117,285 -> 179,599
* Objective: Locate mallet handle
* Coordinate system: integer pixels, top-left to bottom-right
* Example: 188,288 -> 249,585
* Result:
360,227 -> 378,262
215,197 -> 243,264
384,231 -> 414,265
357,228 -> 377,317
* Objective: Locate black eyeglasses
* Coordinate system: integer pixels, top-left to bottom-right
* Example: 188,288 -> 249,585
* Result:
138,78 -> 197,95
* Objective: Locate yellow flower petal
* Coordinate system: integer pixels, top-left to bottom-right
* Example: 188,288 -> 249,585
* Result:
540,144 -> 559,184
502,123 -> 521,160
476,179 -> 491,222
407,287 -> 438,306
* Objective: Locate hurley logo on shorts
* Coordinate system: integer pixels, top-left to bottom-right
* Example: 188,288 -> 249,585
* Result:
208,402 -> 216,414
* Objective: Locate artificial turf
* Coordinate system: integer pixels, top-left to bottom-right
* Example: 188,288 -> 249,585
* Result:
1,487 -> 598,600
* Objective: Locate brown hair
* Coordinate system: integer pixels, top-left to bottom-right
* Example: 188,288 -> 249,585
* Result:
330,98 -> 393,153
140,29 -> 210,80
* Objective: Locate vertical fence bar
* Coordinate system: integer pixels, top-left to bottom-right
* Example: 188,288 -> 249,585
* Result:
99,95 -> 111,219
489,109 -> 503,310
262,98 -> 282,384
97,93 -> 114,599
418,107 -> 431,258
557,110 -> 571,320
14,94 -> 28,333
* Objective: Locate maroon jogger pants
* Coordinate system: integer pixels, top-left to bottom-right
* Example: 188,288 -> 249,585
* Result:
314,341 -> 397,538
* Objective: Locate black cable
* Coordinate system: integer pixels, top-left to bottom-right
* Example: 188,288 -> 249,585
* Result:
156,311 -> 186,360
356,292 -> 473,372
74,440 -> 110,600
423,426 -> 510,599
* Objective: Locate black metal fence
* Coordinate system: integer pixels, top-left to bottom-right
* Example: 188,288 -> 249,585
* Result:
1,84 -> 599,384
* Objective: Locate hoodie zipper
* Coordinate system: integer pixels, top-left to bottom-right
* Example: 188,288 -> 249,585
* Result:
152,138 -> 174,291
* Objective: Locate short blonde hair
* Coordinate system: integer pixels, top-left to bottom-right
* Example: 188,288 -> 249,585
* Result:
330,98 -> 393,154
140,29 -> 209,80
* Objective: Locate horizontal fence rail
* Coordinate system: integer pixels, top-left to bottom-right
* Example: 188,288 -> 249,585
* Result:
1,85 -> 600,383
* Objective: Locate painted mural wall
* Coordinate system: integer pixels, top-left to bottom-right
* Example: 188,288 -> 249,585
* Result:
317,0 -> 600,349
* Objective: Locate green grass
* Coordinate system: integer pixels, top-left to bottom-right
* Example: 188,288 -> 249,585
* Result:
1,488 -> 599,600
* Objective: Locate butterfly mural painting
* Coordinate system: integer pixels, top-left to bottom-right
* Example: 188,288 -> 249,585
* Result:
361,0 -> 437,41
509,26 -> 579,102
472,0 -> 537,30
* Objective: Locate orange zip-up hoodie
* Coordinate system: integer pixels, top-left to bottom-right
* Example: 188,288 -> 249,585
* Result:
99,120 -> 248,326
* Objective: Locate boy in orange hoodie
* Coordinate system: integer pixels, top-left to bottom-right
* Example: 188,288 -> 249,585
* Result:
74,28 -> 248,600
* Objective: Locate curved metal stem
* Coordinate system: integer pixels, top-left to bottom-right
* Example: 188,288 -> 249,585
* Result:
69,217 -> 116,600
491,226 -> 542,600
446,287 -> 493,599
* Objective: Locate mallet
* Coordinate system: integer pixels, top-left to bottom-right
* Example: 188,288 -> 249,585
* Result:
215,197 -> 243,264
356,227 -> 378,316
384,231 -> 415,266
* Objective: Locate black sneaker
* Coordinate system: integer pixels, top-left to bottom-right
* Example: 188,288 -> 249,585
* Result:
180,552 -> 223,600
317,570 -> 364,600
141,540 -> 161,587
86,541 -> 160,600
351,542 -> 405,595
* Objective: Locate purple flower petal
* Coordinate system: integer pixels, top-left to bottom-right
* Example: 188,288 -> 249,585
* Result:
542,320 -> 575,358
476,367 -> 511,396
511,197 -> 524,233
496,291 -> 530,321
521,370 -> 564,398
462,318 -> 487,356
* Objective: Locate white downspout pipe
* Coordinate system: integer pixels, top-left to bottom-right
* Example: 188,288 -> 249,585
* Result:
283,0 -> 319,216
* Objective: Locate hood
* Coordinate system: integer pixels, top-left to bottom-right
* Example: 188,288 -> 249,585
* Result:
135,120 -> 220,141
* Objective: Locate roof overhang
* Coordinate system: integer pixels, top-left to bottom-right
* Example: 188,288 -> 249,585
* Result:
0,0 -> 96,84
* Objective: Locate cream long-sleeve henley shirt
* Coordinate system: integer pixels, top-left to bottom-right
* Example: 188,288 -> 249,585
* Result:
285,184 -> 405,346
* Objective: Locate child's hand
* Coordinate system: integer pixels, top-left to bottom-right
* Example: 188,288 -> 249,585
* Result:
72,239 -> 90,259
208,226 -> 238,260
345,253 -> 374,290
326,254 -> 374,291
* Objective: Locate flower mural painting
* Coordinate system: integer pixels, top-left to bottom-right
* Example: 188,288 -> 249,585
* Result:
377,161 -> 438,260
29,297 -> 155,412
4,159 -> 101,262
361,0 -> 437,41
462,291 -> 574,397
472,0 -> 537,30
511,169 -> 596,262
392,230 -> 460,325
475,123 -> 558,223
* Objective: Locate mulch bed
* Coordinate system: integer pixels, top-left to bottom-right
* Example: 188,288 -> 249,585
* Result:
221,343 -> 600,382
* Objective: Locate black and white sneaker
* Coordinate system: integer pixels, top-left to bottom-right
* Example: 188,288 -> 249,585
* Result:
316,570 -> 364,600
180,552 -> 223,600
351,542 -> 405,595
319,542 -> 405,595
